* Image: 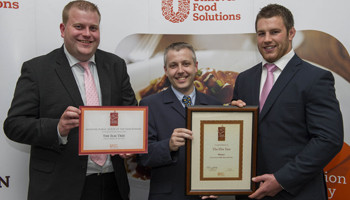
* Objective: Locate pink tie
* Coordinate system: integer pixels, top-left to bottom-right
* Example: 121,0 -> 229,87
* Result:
80,62 -> 107,166
260,63 -> 277,112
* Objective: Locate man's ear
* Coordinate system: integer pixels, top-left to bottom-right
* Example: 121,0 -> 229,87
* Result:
288,27 -> 296,41
60,23 -> 65,38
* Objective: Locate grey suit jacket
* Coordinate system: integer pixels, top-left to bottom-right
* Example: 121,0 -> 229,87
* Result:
3,46 -> 137,200
233,54 -> 343,200
139,88 -> 222,200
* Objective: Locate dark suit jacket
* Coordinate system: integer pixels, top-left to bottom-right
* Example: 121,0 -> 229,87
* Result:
233,54 -> 343,200
139,88 -> 222,200
3,46 -> 137,200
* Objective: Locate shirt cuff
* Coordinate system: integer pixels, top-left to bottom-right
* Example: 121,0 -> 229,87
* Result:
57,125 -> 68,145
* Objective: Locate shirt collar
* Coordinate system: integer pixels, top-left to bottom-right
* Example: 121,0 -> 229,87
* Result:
171,85 -> 196,105
63,45 -> 96,68
262,49 -> 295,71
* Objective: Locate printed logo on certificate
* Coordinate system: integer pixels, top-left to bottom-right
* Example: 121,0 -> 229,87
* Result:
110,112 -> 119,126
218,126 -> 225,141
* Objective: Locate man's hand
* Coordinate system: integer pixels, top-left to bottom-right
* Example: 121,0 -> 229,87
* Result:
169,128 -> 193,151
248,174 -> 283,199
58,106 -> 81,137
231,99 -> 246,107
201,195 -> 218,199
116,153 -> 134,159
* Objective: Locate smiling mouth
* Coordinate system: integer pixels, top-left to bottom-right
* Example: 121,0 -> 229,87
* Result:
79,40 -> 92,44
263,46 -> 276,53
264,46 -> 275,50
176,76 -> 188,82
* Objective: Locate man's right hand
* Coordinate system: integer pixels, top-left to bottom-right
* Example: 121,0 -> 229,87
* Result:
58,106 -> 81,137
231,99 -> 246,107
169,128 -> 193,151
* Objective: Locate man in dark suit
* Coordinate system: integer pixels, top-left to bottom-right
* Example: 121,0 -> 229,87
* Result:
139,42 -> 221,200
231,4 -> 343,200
3,1 -> 137,200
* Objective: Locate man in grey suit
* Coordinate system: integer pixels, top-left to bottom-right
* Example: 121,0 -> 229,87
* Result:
3,1 -> 136,200
232,4 -> 343,200
139,42 -> 221,200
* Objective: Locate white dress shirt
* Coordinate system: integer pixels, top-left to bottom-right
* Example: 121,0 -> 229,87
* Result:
58,45 -> 113,175
259,49 -> 295,97
171,85 -> 196,107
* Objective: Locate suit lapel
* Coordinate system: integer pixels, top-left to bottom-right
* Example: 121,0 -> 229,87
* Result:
95,51 -> 111,106
195,90 -> 212,105
251,65 -> 262,106
259,55 -> 302,121
163,88 -> 186,118
54,47 -> 84,106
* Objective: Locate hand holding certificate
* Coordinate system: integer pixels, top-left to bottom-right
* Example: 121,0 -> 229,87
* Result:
79,106 -> 148,155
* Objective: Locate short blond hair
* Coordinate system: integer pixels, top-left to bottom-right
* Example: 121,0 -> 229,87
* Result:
62,0 -> 101,24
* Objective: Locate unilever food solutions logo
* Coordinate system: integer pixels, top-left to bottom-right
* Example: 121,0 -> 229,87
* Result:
162,0 -> 241,23
162,0 -> 190,23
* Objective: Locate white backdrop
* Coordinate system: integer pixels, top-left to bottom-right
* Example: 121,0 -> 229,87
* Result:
1,0 -> 350,199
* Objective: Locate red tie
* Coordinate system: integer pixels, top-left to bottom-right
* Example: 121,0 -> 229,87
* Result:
80,62 -> 107,166
260,63 -> 277,112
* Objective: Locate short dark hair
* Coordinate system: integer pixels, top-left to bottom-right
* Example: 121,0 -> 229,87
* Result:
255,4 -> 294,32
62,0 -> 101,25
163,42 -> 197,67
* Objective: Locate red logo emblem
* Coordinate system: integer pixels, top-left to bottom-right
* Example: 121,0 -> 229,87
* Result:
218,126 -> 225,141
110,112 -> 118,126
162,0 -> 190,23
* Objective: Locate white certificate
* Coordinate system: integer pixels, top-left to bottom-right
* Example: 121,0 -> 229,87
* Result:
79,106 -> 148,155
201,121 -> 242,180
186,106 -> 258,196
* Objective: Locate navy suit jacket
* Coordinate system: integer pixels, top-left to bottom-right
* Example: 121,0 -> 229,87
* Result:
139,88 -> 222,200
4,46 -> 137,200
233,54 -> 343,200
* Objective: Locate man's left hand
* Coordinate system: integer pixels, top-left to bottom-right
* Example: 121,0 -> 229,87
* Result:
248,174 -> 283,199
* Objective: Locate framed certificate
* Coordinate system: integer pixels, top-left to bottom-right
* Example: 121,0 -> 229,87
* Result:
79,106 -> 148,155
186,106 -> 258,195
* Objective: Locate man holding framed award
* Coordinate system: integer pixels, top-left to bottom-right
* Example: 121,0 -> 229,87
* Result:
231,4 -> 343,200
139,42 -> 221,200
3,1 -> 137,200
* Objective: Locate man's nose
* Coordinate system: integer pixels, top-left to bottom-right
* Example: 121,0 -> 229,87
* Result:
82,27 -> 91,37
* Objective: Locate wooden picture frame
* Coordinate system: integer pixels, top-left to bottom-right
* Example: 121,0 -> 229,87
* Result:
186,106 -> 258,195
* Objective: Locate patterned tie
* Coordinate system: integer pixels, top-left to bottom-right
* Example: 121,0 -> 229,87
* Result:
80,62 -> 107,166
260,63 -> 278,112
182,95 -> 192,107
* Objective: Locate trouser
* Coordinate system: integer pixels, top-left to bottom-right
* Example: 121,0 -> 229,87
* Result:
81,172 -> 122,200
